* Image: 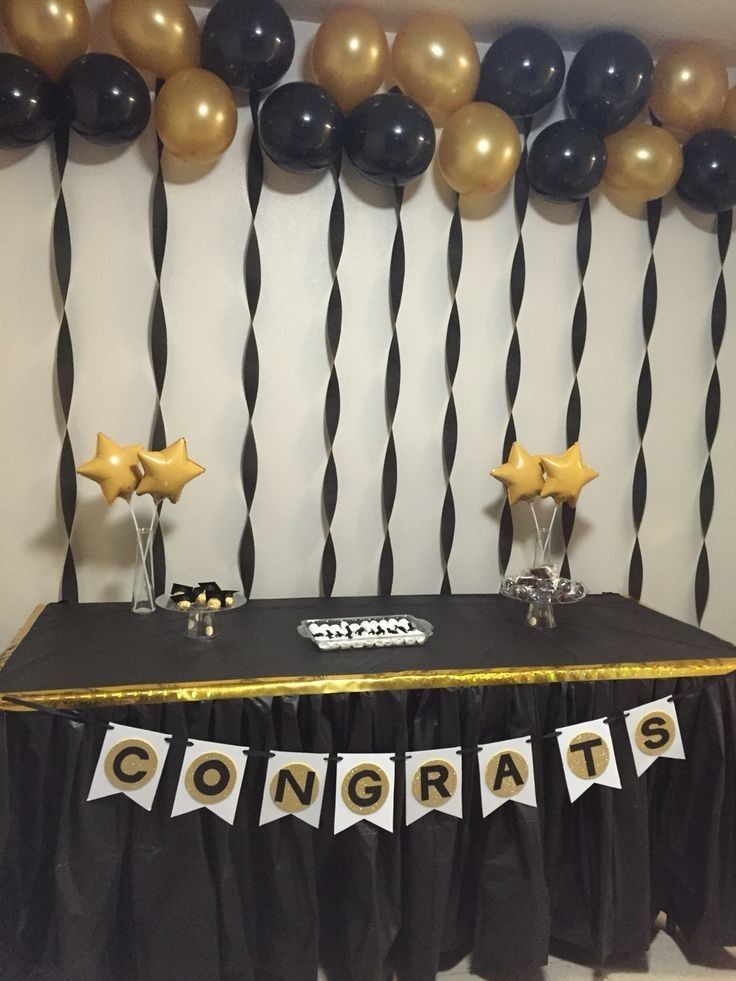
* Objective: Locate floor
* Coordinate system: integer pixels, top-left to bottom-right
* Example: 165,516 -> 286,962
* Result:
436,920 -> 736,980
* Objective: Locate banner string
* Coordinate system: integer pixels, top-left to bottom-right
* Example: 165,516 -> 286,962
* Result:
2,667 -> 733,755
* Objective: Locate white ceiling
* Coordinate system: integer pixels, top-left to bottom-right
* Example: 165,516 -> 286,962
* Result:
284,0 -> 736,58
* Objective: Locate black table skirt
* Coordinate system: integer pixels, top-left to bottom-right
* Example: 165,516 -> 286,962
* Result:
1,673 -> 735,981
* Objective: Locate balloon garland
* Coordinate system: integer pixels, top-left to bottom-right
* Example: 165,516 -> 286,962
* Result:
0,1 -> 733,211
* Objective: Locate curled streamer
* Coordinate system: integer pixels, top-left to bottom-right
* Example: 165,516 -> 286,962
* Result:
560,197 -> 591,580
378,186 -> 404,596
499,118 -> 531,575
440,197 -> 462,594
239,91 -> 263,600
150,82 -> 168,595
695,209 -> 731,624
54,125 -> 77,602
628,198 -> 661,600
321,160 -> 344,597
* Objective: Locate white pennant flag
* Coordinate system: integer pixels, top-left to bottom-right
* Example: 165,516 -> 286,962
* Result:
404,747 -> 462,825
88,723 -> 171,811
557,717 -> 621,803
171,739 -> 248,825
625,697 -> 685,777
477,736 -> 537,816
334,752 -> 395,834
259,750 -> 328,828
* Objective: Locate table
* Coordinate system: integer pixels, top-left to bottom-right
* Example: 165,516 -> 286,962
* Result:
1,594 -> 735,981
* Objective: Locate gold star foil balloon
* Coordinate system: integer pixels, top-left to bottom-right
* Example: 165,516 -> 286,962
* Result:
76,433 -> 143,504
490,442 -> 545,506
540,443 -> 598,507
136,438 -> 205,504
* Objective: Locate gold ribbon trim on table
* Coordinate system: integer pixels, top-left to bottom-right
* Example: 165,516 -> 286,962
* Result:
2,658 -> 736,710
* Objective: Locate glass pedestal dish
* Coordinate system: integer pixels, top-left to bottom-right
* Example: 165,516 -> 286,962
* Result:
155,593 -> 246,639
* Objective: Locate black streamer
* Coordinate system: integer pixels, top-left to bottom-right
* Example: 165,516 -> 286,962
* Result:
440,197 -> 462,594
149,81 -> 168,595
560,197 -> 591,580
54,125 -> 77,603
320,160 -> 344,597
628,198 -> 662,600
499,118 -> 531,575
378,185 -> 404,596
695,209 -> 731,624
239,91 -> 262,599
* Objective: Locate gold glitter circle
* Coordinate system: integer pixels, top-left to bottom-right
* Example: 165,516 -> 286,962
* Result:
184,752 -> 237,804
485,750 -> 529,798
635,711 -> 675,756
566,732 -> 610,780
341,763 -> 389,815
411,758 -> 457,808
269,763 -> 320,813
104,738 -> 158,791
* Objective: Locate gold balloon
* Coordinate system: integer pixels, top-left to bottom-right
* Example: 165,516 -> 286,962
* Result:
603,124 -> 683,203
155,69 -> 237,164
111,0 -> 199,80
77,433 -> 143,505
540,444 -> 598,508
439,102 -> 520,196
650,42 -> 728,136
391,13 -> 480,115
311,8 -> 388,113
718,86 -> 736,134
3,0 -> 90,80
137,438 -> 205,503
491,442 -> 545,507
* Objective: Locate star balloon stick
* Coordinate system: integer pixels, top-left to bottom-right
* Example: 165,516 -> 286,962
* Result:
127,499 -> 156,609
544,503 -> 560,556
529,498 -> 542,541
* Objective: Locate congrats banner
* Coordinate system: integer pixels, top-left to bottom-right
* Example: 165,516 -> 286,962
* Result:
334,752 -> 395,834
171,739 -> 248,825
477,737 -> 537,816
405,747 -> 463,825
88,723 -> 171,811
624,697 -> 685,776
85,690 -> 697,828
260,750 -> 328,828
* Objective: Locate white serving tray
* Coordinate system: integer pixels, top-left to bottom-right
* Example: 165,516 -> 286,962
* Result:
297,614 -> 433,652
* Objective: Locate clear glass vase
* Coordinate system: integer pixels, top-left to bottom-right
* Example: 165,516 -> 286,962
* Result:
131,526 -> 156,615
526,510 -> 559,629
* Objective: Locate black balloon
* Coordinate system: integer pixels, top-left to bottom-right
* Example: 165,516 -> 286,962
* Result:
344,93 -> 435,187
527,120 -> 606,203
260,82 -> 344,175
677,129 -> 736,213
0,53 -> 58,149
477,27 -> 565,118
201,0 -> 294,91
566,31 -> 653,135
59,55 -> 150,146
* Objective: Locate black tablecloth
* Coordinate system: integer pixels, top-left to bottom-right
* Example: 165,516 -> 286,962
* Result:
1,593 -> 733,697
0,596 -> 735,980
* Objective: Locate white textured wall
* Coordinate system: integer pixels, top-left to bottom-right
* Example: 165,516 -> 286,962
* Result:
1,8 -> 735,650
